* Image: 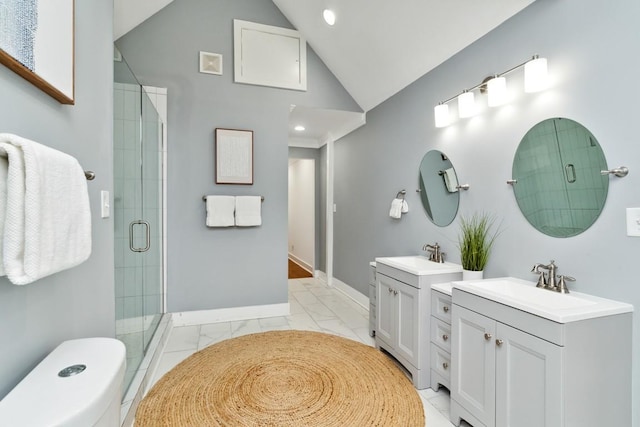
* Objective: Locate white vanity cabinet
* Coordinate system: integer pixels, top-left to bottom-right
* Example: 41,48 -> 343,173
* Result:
368,262 -> 376,337
374,258 -> 461,390
430,284 -> 453,391
450,287 -> 633,427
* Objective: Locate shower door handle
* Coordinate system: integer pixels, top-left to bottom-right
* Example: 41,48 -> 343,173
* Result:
129,220 -> 151,252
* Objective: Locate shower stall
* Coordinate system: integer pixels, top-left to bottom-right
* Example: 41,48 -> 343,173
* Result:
113,54 -> 165,393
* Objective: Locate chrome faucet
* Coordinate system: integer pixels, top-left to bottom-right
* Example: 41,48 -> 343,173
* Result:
531,260 -> 575,293
423,242 -> 445,263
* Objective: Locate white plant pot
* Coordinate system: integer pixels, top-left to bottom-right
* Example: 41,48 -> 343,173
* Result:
462,269 -> 484,281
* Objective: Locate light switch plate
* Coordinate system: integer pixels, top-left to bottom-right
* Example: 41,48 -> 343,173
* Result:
626,208 -> 640,236
101,190 -> 110,218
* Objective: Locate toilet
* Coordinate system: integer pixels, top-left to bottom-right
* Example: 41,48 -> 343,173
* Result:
0,337 -> 126,426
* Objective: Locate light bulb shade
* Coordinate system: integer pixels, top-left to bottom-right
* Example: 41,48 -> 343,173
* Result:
458,91 -> 476,118
434,104 -> 450,128
524,57 -> 548,93
487,76 -> 507,107
323,9 -> 336,25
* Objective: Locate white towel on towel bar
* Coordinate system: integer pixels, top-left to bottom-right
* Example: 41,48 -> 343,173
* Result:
235,196 -> 262,226
205,195 -> 236,227
0,133 -> 91,285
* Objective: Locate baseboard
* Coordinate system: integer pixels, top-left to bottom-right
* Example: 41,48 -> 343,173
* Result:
171,303 -> 290,327
315,271 -> 369,310
288,253 -> 313,274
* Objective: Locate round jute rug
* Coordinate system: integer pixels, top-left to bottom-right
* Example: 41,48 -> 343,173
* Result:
135,330 -> 424,426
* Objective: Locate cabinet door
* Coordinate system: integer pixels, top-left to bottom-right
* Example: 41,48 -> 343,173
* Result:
452,305 -> 496,427
495,323 -> 562,427
396,280 -> 419,366
376,275 -> 395,346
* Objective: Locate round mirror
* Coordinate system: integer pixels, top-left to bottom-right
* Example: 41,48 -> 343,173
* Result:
512,118 -> 608,237
419,150 -> 460,226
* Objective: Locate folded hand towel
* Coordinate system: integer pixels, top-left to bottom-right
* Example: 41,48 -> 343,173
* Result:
443,168 -> 459,193
389,198 -> 403,219
0,156 -> 7,276
205,195 -> 235,227
401,200 -> 409,214
235,196 -> 262,226
0,133 -> 91,285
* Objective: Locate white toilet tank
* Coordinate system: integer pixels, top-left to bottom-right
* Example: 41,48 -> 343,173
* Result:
0,337 -> 126,427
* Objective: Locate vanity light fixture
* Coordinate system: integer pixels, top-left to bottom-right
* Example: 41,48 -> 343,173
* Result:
433,55 -> 549,127
323,9 -> 336,26
457,90 -> 476,118
487,75 -> 507,107
434,103 -> 450,128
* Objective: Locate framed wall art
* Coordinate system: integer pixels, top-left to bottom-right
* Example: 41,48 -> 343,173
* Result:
215,128 -> 254,185
0,0 -> 75,104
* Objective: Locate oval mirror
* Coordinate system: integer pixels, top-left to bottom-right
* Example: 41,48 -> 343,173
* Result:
419,150 -> 460,226
512,118 -> 608,237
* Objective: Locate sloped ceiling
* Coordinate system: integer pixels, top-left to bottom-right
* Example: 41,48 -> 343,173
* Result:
114,1 -> 536,144
272,0 -> 536,112
114,0 -> 174,41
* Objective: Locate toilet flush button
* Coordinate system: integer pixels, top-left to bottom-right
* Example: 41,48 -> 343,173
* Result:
58,364 -> 86,377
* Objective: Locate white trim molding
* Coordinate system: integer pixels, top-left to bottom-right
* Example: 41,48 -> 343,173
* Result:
172,303 -> 290,327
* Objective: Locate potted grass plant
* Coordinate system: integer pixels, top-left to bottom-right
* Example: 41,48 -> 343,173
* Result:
458,212 -> 500,280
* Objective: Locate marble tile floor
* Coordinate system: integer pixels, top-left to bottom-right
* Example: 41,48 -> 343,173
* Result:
147,277 -> 460,427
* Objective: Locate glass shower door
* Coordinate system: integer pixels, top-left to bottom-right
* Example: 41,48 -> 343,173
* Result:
114,56 -> 164,394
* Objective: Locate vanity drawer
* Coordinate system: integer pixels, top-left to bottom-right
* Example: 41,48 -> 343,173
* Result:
430,344 -> 451,386
430,317 -> 451,353
431,290 -> 452,323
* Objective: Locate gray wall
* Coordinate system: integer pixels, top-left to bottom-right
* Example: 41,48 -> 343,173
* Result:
0,0 -> 114,398
288,147 -> 322,270
116,0 -> 358,312
333,0 -> 640,421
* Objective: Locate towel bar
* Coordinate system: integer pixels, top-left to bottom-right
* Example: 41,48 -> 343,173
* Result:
202,195 -> 264,202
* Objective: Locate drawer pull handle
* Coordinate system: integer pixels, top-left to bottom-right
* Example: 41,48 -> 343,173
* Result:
442,334 -> 449,341
484,333 -> 492,341
393,290 -> 398,296
442,362 -> 449,370
388,288 -> 393,293
443,306 -> 449,313
496,339 -> 504,347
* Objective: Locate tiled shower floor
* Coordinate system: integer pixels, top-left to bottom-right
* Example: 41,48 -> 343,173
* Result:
139,278 -> 459,427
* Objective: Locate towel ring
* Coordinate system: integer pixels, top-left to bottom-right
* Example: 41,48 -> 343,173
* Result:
396,190 -> 406,199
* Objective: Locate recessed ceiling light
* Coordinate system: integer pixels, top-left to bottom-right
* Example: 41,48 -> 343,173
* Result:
323,9 -> 336,26
294,125 -> 306,131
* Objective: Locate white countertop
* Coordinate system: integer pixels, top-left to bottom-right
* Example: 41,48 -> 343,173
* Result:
431,282 -> 453,296
375,256 -> 462,276
452,277 -> 634,323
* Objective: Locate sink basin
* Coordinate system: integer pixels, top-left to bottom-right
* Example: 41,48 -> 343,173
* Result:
452,277 -> 633,323
375,256 -> 462,275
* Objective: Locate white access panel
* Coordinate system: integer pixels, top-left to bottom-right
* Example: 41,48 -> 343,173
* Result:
234,19 -> 307,91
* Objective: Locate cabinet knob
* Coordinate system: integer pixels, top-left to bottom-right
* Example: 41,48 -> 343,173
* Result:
442,362 -> 449,370
388,288 -> 393,293
442,334 -> 449,341
496,339 -> 504,347
484,333 -> 492,341
393,290 -> 398,295
443,305 -> 449,313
